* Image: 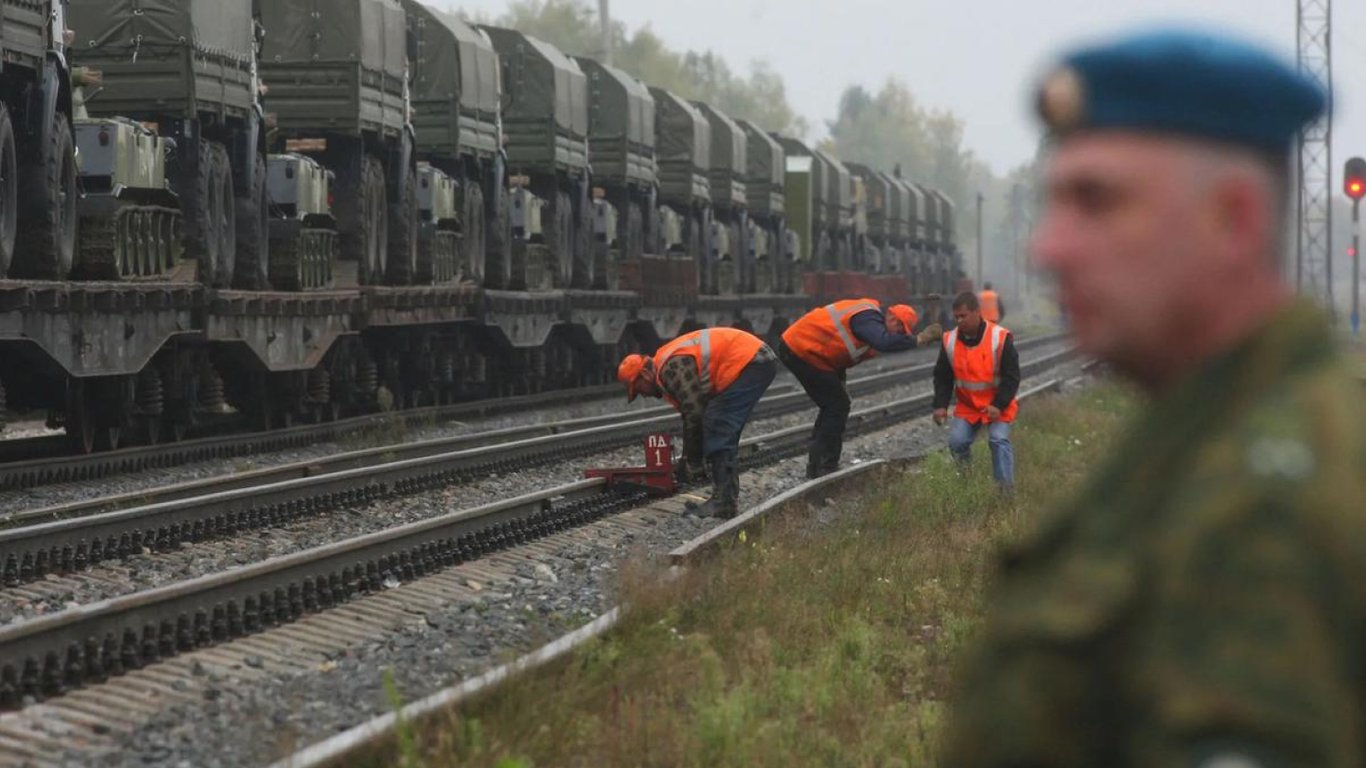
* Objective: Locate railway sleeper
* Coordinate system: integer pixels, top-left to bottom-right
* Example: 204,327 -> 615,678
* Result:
0,487 -> 650,708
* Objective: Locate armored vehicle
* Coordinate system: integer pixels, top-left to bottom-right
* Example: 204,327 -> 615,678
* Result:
481,26 -> 590,291
259,0 -> 416,286
574,56 -> 654,286
69,0 -> 266,287
692,102 -> 747,295
404,2 -> 507,287
0,1 -> 77,282
736,118 -> 785,294
776,136 -> 846,272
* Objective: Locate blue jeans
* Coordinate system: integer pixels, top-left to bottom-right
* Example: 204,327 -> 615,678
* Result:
948,417 -> 1014,488
702,358 -> 777,458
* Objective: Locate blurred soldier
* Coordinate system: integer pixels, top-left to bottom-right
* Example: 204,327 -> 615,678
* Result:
932,292 -> 1020,489
617,327 -> 776,518
779,299 -> 942,478
979,281 -> 1004,322
942,29 -> 1366,767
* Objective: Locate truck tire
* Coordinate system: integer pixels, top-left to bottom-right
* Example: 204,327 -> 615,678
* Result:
546,189 -> 573,288
386,167 -> 417,285
463,182 -> 486,284
14,111 -> 75,279
211,146 -> 237,287
362,157 -> 388,284
0,106 -> 16,277
484,180 -> 510,289
234,154 -> 269,290
573,187 -> 593,289
625,201 -> 643,261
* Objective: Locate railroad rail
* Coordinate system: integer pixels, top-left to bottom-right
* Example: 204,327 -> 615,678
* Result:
0,333 -> 1064,493
0,346 -> 1078,707
0,337 -> 1067,589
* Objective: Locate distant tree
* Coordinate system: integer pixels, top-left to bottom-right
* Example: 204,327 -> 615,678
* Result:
480,0 -> 807,135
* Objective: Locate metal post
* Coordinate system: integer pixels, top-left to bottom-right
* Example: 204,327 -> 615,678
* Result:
599,0 -> 613,65
975,191 -> 984,288
1354,200 -> 1361,335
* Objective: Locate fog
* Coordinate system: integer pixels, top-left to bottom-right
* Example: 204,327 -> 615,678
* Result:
439,0 -> 1366,179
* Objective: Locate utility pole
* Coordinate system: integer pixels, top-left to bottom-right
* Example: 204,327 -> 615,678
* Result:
598,0 -> 613,65
975,191 -> 984,288
1009,183 -> 1023,304
1346,157 -> 1365,334
1296,0 -> 1334,315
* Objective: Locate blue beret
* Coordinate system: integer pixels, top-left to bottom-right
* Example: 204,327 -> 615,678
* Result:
1036,28 -> 1328,154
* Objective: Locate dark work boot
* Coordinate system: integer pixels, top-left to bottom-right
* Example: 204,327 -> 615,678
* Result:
691,452 -> 740,519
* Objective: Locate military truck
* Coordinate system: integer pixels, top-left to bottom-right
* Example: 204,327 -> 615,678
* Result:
481,26 -> 589,291
812,147 -> 853,272
846,163 -> 894,275
736,118 -> 785,294
931,189 -> 961,293
259,0 -> 416,286
0,2 -> 76,282
574,56 -> 654,289
775,136 -> 844,274
68,0 -> 266,288
650,87 -> 711,288
404,1 -> 507,287
691,102 -> 747,296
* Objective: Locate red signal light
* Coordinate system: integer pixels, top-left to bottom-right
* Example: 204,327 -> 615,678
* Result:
1347,157 -> 1366,201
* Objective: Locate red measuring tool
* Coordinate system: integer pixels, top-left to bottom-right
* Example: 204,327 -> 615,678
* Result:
584,433 -> 676,495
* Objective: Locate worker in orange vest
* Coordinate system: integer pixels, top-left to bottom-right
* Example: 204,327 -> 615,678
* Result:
617,327 -> 776,518
932,291 -> 1021,489
979,282 -> 1005,323
779,299 -> 942,478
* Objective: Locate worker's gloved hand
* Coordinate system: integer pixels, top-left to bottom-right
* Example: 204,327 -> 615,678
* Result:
916,323 -> 943,346
674,460 -> 706,484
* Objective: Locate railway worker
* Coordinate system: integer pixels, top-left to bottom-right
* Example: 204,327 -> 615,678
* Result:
941,28 -> 1366,767
616,327 -> 776,518
931,291 -> 1020,489
779,299 -> 942,478
979,281 -> 1004,323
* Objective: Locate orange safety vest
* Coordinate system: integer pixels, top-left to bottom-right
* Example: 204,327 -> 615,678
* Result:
979,290 -> 1001,323
654,327 -> 766,404
944,320 -> 1018,424
781,298 -> 883,372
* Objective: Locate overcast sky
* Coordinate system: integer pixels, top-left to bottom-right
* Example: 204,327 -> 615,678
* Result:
436,0 -> 1366,179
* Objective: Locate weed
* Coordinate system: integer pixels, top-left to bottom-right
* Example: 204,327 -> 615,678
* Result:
373,385 -> 1136,767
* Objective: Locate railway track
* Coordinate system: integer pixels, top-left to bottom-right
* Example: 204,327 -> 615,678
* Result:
0,345 -> 1078,709
0,333 -> 1064,494
0,380 -> 642,492
0,336 -> 1066,589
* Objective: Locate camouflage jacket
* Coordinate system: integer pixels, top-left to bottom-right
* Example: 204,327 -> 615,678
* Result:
659,344 -> 775,468
941,301 -> 1366,767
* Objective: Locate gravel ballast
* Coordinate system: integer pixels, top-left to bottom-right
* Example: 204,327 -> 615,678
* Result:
29,360 -> 1092,768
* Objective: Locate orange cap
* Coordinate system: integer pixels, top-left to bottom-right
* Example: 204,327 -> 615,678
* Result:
617,354 -> 651,401
887,304 -> 918,333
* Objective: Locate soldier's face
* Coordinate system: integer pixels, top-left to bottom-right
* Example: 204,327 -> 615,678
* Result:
1031,133 -> 1208,375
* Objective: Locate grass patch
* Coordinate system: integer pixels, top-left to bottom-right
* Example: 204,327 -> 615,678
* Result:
364,384 -> 1137,768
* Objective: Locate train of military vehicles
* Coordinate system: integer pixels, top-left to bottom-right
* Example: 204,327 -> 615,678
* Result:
0,0 -> 965,453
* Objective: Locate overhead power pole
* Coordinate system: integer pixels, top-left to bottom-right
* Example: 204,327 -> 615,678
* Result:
1297,0 -> 1334,315
599,0 -> 613,65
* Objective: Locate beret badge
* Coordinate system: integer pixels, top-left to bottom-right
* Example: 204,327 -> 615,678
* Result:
1038,66 -> 1086,133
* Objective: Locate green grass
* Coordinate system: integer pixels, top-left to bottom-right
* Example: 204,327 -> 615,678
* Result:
360,384 -> 1137,768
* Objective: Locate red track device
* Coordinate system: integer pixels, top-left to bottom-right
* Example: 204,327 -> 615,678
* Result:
584,433 -> 676,495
